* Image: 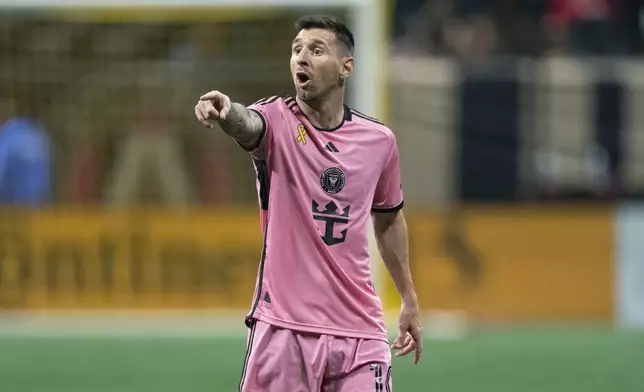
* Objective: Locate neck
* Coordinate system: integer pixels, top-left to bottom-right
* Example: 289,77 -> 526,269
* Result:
297,89 -> 345,130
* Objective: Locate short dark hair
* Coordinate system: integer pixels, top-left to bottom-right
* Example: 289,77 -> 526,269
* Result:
295,15 -> 355,55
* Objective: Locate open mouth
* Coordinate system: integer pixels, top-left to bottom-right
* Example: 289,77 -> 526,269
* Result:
296,72 -> 311,87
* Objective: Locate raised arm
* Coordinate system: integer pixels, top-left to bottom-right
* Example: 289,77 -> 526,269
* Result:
195,90 -> 265,150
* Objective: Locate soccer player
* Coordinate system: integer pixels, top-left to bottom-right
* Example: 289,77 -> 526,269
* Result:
194,15 -> 422,392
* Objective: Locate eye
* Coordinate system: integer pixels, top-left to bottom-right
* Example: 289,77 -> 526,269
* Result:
292,46 -> 302,55
313,48 -> 323,56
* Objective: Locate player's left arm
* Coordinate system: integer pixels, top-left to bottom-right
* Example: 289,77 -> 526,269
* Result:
373,210 -> 416,309
371,135 -> 422,364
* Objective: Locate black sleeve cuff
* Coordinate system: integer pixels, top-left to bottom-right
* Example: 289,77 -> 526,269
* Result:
371,200 -> 404,213
243,108 -> 267,151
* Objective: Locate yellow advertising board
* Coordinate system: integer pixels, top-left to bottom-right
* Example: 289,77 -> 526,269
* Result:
382,207 -> 614,321
0,207 -> 614,320
0,209 -> 263,309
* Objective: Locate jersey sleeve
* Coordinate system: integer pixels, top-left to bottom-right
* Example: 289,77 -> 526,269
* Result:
244,96 -> 281,160
372,135 -> 404,213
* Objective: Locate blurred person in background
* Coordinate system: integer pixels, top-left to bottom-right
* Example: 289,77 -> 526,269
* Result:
543,0 -> 627,55
190,131 -> 234,204
105,90 -> 194,206
392,0 -> 431,40
66,117 -> 109,204
443,0 -> 498,61
393,0 -> 498,61
0,95 -> 51,206
393,0 -> 635,57
169,24 -> 234,204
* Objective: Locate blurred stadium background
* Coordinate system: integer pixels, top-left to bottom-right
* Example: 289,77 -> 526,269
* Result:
1,0 -> 644,391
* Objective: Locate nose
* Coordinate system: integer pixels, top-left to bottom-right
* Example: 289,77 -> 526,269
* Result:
296,51 -> 309,67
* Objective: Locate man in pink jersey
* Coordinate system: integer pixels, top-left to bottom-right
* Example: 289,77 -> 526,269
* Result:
194,15 -> 422,392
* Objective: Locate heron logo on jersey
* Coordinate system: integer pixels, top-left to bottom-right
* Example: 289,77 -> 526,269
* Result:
320,167 -> 345,194
296,124 -> 307,145
312,200 -> 350,246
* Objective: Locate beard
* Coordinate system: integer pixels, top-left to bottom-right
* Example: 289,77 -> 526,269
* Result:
295,86 -> 317,102
295,80 -> 336,103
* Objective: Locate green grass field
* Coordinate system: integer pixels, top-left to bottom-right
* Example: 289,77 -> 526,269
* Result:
2,326 -> 643,392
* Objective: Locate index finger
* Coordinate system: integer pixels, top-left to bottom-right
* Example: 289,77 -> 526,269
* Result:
200,91 -> 220,101
413,343 -> 423,365
410,327 -> 423,364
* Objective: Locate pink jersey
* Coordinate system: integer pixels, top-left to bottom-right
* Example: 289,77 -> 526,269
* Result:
243,96 -> 403,343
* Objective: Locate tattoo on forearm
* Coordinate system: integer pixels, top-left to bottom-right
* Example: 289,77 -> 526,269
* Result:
218,103 -> 262,148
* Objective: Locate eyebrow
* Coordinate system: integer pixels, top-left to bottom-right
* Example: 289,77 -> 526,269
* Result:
292,37 -> 329,47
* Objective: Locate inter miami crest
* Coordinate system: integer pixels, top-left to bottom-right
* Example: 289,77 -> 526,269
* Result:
320,167 -> 345,194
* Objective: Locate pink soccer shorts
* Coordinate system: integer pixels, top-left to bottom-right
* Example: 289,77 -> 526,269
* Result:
239,320 -> 393,392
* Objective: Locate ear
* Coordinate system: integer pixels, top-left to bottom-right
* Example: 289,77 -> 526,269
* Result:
340,56 -> 354,80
